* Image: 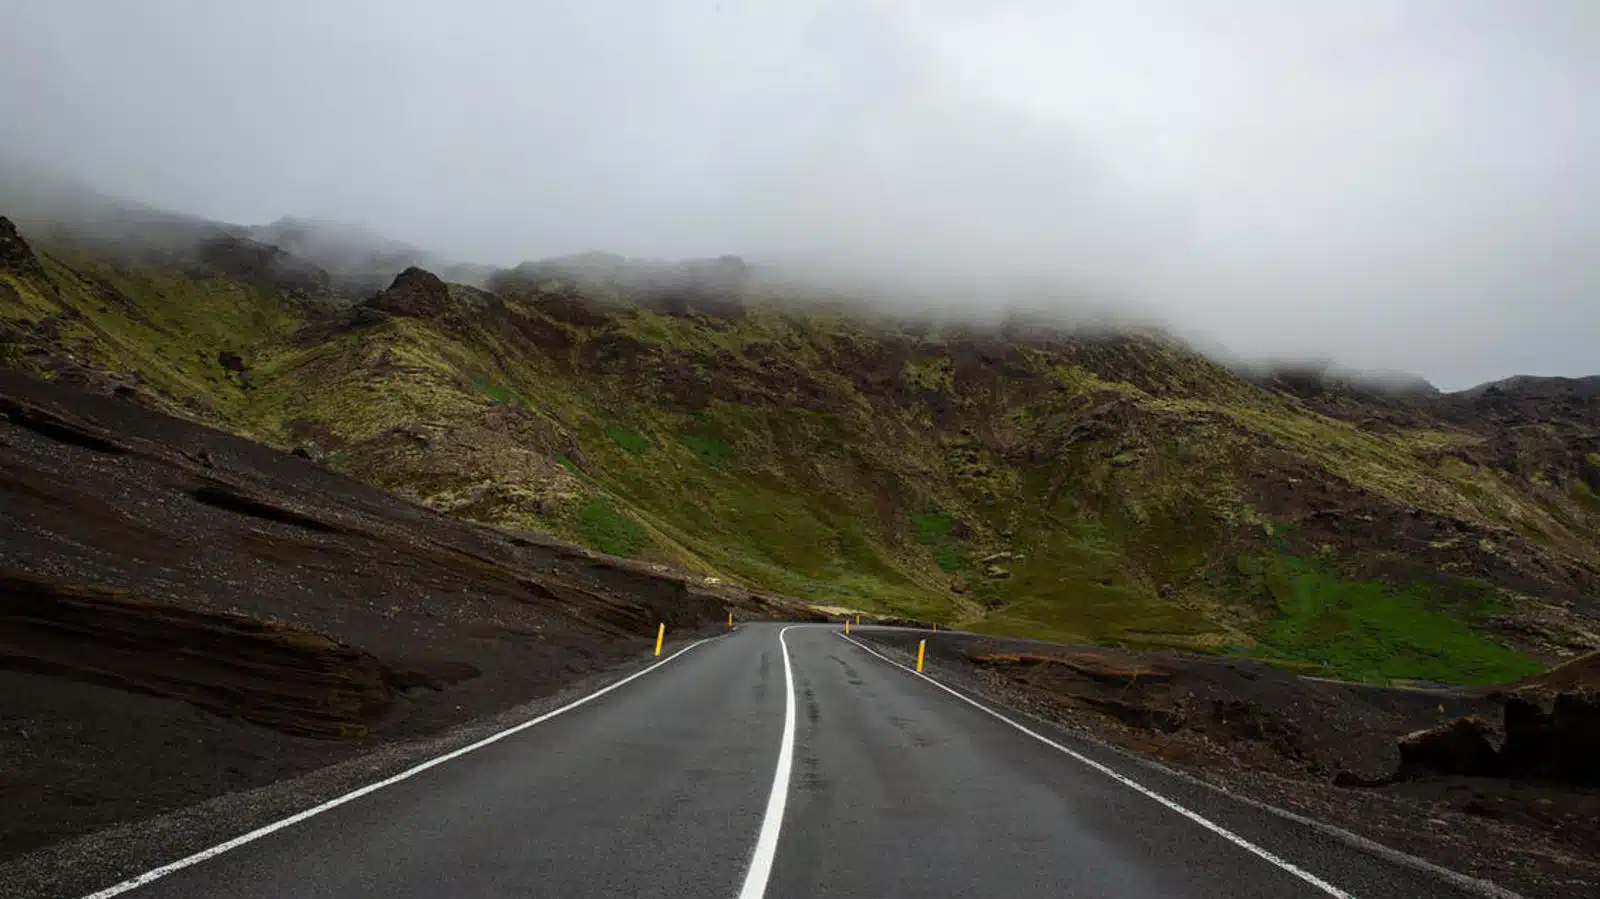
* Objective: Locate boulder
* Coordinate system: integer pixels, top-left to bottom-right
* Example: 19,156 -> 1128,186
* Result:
1500,692 -> 1600,786
1396,716 -> 1503,779
0,216 -> 48,281
366,267 -> 451,318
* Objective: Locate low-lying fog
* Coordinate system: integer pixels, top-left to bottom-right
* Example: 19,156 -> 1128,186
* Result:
2,1 -> 1597,390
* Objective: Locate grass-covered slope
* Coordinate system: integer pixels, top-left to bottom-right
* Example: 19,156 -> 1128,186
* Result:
3,216 -> 1596,684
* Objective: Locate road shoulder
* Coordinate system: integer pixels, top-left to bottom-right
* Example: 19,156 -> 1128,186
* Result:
0,634 -> 721,899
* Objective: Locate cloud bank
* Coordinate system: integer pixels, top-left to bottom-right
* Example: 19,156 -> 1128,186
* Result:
2,1 -> 1596,388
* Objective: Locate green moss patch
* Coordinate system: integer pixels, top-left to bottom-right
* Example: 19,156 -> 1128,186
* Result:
605,423 -> 651,454
1243,554 -> 1542,686
579,497 -> 650,557
470,376 -> 513,404
911,511 -> 967,573
680,433 -> 732,466
556,455 -> 596,485
1572,480 -> 1600,514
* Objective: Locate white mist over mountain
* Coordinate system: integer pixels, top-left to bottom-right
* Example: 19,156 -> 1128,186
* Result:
2,1 -> 1597,389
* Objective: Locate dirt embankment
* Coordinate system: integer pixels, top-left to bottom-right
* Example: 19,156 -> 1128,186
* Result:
858,630 -> 1600,899
0,370 -> 814,858
2,573 -> 397,739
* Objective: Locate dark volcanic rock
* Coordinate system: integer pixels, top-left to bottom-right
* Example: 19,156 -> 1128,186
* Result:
1501,692 -> 1600,786
366,266 -> 451,317
1397,717 -> 1503,778
1389,654 -> 1600,786
1443,375 -> 1600,431
0,215 -> 48,282
0,570 -> 393,739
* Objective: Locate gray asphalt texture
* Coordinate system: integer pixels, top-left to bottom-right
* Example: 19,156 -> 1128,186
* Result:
76,624 -> 1487,898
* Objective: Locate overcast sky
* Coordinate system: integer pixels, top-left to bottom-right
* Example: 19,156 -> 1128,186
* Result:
2,1 -> 1596,388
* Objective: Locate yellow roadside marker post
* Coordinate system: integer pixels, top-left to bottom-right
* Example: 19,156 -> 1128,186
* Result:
916,639 -> 926,672
844,618 -> 850,635
728,612 -> 734,629
932,623 -> 937,632
655,622 -> 665,657
855,614 -> 861,626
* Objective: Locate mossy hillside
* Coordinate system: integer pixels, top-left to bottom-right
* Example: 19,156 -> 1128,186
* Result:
220,302 -> 951,613
1237,553 -> 1544,685
957,429 -> 1262,651
471,299 -> 1582,676
3,244 -> 306,427
244,322 -> 487,440
569,401 -> 962,621
504,308 -> 1545,674
578,497 -> 650,557
3,239 -> 1590,683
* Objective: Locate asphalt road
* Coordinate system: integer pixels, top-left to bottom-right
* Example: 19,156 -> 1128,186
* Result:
74,624 -> 1488,898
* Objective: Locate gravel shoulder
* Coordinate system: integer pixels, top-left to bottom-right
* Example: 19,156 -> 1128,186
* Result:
854,628 -> 1599,899
0,634 -> 720,899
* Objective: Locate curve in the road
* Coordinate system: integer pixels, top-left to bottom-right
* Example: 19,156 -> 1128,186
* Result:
736,625 -> 797,899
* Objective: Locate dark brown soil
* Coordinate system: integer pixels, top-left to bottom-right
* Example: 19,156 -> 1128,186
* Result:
2,572 -> 396,739
0,369 -> 813,859
859,630 -> 1600,899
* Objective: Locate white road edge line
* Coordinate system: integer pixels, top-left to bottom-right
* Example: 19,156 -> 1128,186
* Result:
737,624 -> 798,899
838,632 -> 1356,899
78,637 -> 715,899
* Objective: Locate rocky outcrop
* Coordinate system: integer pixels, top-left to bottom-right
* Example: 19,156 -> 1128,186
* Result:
1394,699 -> 1600,787
0,215 -> 48,282
365,266 -> 451,317
1394,653 -> 1600,786
1444,375 -> 1600,430
1499,692 -> 1600,785
1397,717 -> 1503,778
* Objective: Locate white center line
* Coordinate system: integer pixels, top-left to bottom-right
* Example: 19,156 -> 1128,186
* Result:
78,637 -> 714,899
737,624 -> 798,899
839,631 -> 1356,899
